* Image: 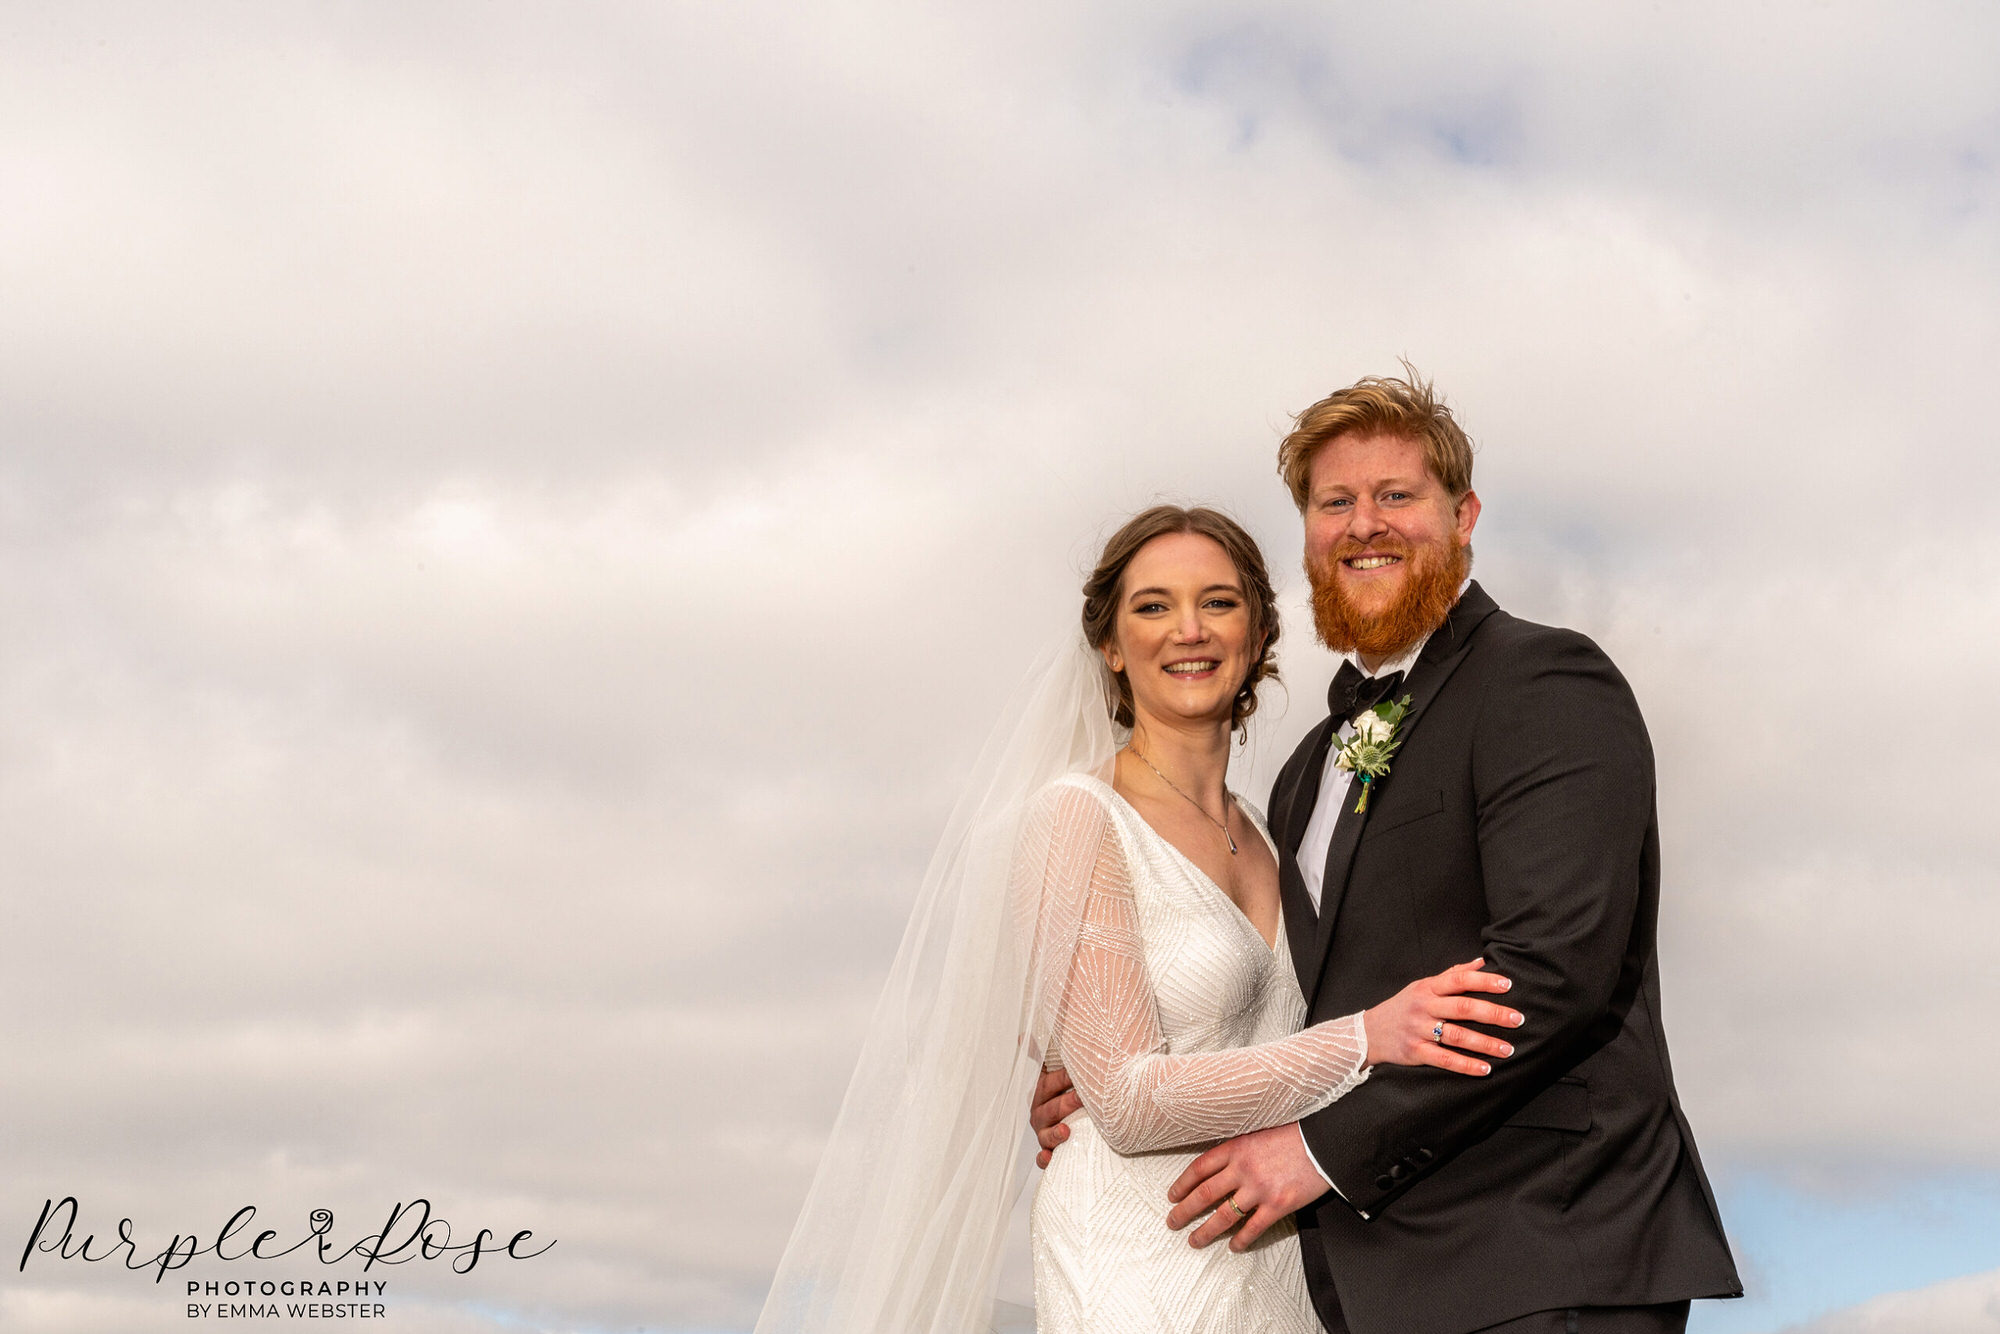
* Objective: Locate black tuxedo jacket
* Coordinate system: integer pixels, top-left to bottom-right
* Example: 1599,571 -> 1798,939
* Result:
1270,583 -> 1741,1334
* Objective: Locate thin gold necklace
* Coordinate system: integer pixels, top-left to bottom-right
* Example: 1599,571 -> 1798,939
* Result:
1128,742 -> 1238,855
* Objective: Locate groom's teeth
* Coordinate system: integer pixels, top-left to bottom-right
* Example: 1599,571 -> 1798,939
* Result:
1348,555 -> 1401,570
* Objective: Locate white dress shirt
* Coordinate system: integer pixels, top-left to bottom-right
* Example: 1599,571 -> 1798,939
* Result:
1294,631 -> 1435,911
1291,628 -> 1438,1212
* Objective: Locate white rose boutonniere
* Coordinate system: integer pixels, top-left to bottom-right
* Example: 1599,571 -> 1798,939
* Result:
1353,711 -> 1395,744
1333,695 -> 1413,814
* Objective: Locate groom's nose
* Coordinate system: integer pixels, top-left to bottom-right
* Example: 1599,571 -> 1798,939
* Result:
1349,495 -> 1390,540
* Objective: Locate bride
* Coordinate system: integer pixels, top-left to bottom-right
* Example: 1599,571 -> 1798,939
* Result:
756,506 -> 1520,1334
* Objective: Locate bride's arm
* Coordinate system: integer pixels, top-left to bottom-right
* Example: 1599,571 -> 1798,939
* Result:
1029,782 -> 1370,1157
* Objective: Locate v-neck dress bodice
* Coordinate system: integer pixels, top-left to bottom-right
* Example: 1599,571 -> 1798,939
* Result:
1027,774 -> 1369,1334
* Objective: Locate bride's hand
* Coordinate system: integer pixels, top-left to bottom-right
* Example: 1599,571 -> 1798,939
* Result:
1362,957 -> 1523,1075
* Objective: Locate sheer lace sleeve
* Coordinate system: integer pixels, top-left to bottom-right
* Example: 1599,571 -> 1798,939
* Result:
1026,779 -> 1369,1156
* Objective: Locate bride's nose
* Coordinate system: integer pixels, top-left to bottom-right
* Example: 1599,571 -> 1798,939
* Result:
1171,607 -> 1208,642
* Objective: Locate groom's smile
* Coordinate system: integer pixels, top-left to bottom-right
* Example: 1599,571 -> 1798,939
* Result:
1337,544 -> 1412,593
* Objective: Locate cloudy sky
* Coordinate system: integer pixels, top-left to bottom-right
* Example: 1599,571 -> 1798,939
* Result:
3,2 -> 1998,1332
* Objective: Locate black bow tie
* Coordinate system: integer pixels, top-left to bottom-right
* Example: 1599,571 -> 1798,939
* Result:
1327,661 -> 1406,729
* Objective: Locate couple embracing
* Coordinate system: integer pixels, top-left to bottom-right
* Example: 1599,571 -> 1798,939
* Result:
756,370 -> 1742,1334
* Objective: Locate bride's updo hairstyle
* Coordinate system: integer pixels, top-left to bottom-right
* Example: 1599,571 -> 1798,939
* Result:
1081,505 -> 1281,732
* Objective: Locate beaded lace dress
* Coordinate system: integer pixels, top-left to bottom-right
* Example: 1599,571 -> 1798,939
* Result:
1027,774 -> 1369,1334
753,640 -> 1367,1334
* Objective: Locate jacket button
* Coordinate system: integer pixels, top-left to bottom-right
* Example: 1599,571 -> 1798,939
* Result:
1416,1148 -> 1436,1163
1389,1163 -> 1408,1181
1375,1175 -> 1395,1191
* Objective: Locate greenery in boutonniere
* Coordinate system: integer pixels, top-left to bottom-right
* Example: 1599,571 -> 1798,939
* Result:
1333,695 -> 1413,814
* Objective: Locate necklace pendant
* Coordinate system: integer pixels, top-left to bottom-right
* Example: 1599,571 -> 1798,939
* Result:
1128,742 -> 1239,856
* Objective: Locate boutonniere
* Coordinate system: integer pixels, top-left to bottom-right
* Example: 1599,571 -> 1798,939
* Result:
1333,695 -> 1412,814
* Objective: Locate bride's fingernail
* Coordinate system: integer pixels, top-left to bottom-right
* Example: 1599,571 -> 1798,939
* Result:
1498,979 -> 1512,990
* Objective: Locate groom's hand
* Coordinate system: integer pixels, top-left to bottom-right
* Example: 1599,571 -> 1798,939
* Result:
1030,1068 -> 1082,1169
1166,1123 -> 1330,1251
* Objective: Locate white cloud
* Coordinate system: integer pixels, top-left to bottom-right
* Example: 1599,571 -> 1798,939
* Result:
2,2 -> 1997,1330
1782,1266 -> 2000,1333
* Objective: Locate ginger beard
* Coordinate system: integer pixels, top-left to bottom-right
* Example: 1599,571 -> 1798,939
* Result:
1308,533 -> 1470,659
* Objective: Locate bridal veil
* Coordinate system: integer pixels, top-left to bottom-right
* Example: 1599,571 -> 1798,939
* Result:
753,636 -> 1118,1334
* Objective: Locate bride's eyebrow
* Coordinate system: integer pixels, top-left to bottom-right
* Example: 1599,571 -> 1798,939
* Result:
1125,583 -> 1244,602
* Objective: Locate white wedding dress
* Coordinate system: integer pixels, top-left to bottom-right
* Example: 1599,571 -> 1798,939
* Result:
1026,774 -> 1370,1334
753,641 -> 1366,1334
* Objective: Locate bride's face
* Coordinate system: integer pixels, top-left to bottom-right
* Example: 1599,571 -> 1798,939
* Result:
1102,532 -> 1264,732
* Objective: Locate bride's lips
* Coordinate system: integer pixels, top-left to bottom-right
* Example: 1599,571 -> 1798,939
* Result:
1162,658 -> 1222,680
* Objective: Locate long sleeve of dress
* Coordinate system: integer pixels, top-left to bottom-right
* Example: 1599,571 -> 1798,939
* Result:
1029,780 -> 1370,1157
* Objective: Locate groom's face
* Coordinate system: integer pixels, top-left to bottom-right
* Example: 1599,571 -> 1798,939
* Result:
1303,431 -> 1480,658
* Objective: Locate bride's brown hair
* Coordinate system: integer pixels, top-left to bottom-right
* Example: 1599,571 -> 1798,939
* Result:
1081,505 -> 1281,731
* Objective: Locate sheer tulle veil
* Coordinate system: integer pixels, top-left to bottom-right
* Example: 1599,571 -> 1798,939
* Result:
754,635 -> 1120,1334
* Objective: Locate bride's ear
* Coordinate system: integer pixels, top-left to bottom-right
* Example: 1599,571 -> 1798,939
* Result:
1101,642 -> 1124,674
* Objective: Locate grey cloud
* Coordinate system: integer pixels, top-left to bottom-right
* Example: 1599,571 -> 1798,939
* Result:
4,3 -> 1998,1331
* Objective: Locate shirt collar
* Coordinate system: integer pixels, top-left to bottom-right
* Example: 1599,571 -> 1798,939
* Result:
1339,634 -> 1428,682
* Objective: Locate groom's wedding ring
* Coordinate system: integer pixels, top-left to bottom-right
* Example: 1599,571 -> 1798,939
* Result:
1430,1021 -> 1447,1044
1222,1195 -> 1249,1220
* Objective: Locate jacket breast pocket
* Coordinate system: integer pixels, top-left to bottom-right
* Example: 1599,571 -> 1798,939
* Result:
1501,1076 -> 1592,1133
1371,786 -> 1444,834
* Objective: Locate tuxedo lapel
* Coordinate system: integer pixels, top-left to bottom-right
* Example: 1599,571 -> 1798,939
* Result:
1309,778 -> 1371,990
1301,582 -> 1502,1011
1276,717 -> 1338,985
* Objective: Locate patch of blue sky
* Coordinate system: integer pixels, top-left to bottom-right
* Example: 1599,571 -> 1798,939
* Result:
1172,21 -> 1314,102
1170,20 -> 1525,171
1689,1164 -> 2000,1333
1420,104 -> 1520,169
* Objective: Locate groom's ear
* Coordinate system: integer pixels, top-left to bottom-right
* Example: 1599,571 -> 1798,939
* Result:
1453,489 -> 1482,543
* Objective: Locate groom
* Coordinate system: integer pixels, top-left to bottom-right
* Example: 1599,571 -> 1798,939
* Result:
1032,371 -> 1741,1333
